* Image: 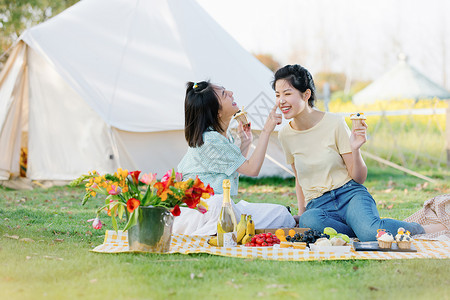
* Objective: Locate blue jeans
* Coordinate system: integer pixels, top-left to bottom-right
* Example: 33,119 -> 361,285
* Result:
299,180 -> 425,242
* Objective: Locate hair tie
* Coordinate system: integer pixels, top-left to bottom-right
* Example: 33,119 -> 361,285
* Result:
193,82 -> 198,89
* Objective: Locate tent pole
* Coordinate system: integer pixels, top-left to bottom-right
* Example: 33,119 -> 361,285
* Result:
446,99 -> 450,166
361,150 -> 437,184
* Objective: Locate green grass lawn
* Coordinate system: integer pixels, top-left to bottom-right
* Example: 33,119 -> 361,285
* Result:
1,166 -> 449,300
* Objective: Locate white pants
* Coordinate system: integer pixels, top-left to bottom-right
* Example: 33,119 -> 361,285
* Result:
172,194 -> 296,236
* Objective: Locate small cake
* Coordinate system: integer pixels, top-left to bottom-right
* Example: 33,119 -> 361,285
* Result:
293,242 -> 307,249
395,227 -> 413,249
233,107 -> 250,126
376,229 -> 394,249
280,241 -> 293,248
350,112 -> 367,130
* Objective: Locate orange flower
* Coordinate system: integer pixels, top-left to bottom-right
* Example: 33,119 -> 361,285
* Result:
126,198 -> 140,213
154,176 -> 174,201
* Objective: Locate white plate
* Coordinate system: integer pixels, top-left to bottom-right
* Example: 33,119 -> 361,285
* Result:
309,244 -> 351,253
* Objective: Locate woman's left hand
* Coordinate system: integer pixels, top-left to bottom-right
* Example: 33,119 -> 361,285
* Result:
350,120 -> 368,150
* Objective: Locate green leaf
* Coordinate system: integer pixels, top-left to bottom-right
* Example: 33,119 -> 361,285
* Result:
111,213 -> 118,232
118,204 -> 125,220
141,187 -> 154,206
96,203 -> 111,215
81,193 -> 91,205
122,207 -> 139,232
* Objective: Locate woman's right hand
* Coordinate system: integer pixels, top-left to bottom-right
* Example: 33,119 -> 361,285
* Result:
263,105 -> 282,132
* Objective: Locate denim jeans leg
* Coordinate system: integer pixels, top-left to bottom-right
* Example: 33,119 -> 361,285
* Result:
344,185 -> 425,241
299,192 -> 356,237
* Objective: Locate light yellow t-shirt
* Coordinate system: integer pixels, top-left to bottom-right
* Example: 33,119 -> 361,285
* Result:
278,112 -> 353,202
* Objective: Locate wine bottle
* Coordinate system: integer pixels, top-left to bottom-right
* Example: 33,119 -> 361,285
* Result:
217,179 -> 237,247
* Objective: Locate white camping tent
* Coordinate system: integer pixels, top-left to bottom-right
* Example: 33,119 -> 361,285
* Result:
0,0 -> 292,183
353,54 -> 450,105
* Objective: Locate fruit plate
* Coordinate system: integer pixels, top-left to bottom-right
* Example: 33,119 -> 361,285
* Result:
353,241 -> 417,252
309,244 -> 352,253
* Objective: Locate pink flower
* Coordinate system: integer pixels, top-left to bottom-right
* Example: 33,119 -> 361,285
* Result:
87,217 -> 103,229
161,170 -> 172,182
107,184 -> 121,195
175,172 -> 183,182
162,169 -> 182,182
140,173 -> 157,185
197,200 -> 209,214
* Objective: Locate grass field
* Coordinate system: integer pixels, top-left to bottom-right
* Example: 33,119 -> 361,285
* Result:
1,166 -> 449,300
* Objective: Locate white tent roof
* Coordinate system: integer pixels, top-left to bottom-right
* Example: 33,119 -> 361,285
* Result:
0,0 -> 292,183
21,0 -> 275,132
353,54 -> 450,105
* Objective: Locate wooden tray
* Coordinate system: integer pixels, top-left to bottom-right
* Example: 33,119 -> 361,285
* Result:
353,241 -> 417,252
255,228 -> 310,234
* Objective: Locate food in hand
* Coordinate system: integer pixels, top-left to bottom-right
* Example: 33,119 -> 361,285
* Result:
395,227 -> 413,249
233,106 -> 250,126
376,229 -> 394,249
350,112 -> 367,130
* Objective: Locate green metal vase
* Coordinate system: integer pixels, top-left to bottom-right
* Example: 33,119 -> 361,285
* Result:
127,206 -> 174,253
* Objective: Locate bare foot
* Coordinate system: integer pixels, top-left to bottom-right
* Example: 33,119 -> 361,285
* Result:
422,223 -> 447,234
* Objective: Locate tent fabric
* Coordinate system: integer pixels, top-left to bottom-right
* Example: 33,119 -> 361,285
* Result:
21,0 -> 275,132
0,0 -> 290,181
353,54 -> 450,105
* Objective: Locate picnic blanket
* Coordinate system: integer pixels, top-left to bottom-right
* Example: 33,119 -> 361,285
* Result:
404,193 -> 450,240
91,230 -> 450,261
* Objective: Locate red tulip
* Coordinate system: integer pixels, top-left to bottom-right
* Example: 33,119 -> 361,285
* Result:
126,198 -> 140,213
170,205 -> 181,216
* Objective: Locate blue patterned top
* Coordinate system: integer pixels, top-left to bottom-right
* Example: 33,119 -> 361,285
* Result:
177,130 -> 246,195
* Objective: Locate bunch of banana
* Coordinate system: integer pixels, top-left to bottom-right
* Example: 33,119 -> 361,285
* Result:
241,215 -> 255,245
208,214 -> 256,246
236,214 -> 247,244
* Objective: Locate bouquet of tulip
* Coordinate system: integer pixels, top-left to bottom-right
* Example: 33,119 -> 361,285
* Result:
70,168 -> 213,232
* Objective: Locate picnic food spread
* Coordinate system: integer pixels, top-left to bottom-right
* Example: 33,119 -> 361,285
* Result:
233,106 -> 250,126
208,214 -> 256,247
376,229 -> 394,249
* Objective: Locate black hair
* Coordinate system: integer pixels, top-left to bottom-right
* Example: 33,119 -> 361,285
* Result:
272,64 -> 316,107
184,81 -> 223,147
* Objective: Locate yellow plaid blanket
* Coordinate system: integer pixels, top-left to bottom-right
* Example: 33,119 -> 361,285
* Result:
92,230 -> 450,261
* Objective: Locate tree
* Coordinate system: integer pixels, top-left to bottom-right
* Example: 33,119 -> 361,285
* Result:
0,0 -> 79,64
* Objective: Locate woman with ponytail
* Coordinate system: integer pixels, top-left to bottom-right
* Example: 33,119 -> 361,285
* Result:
274,64 -> 444,242
173,81 -> 296,235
